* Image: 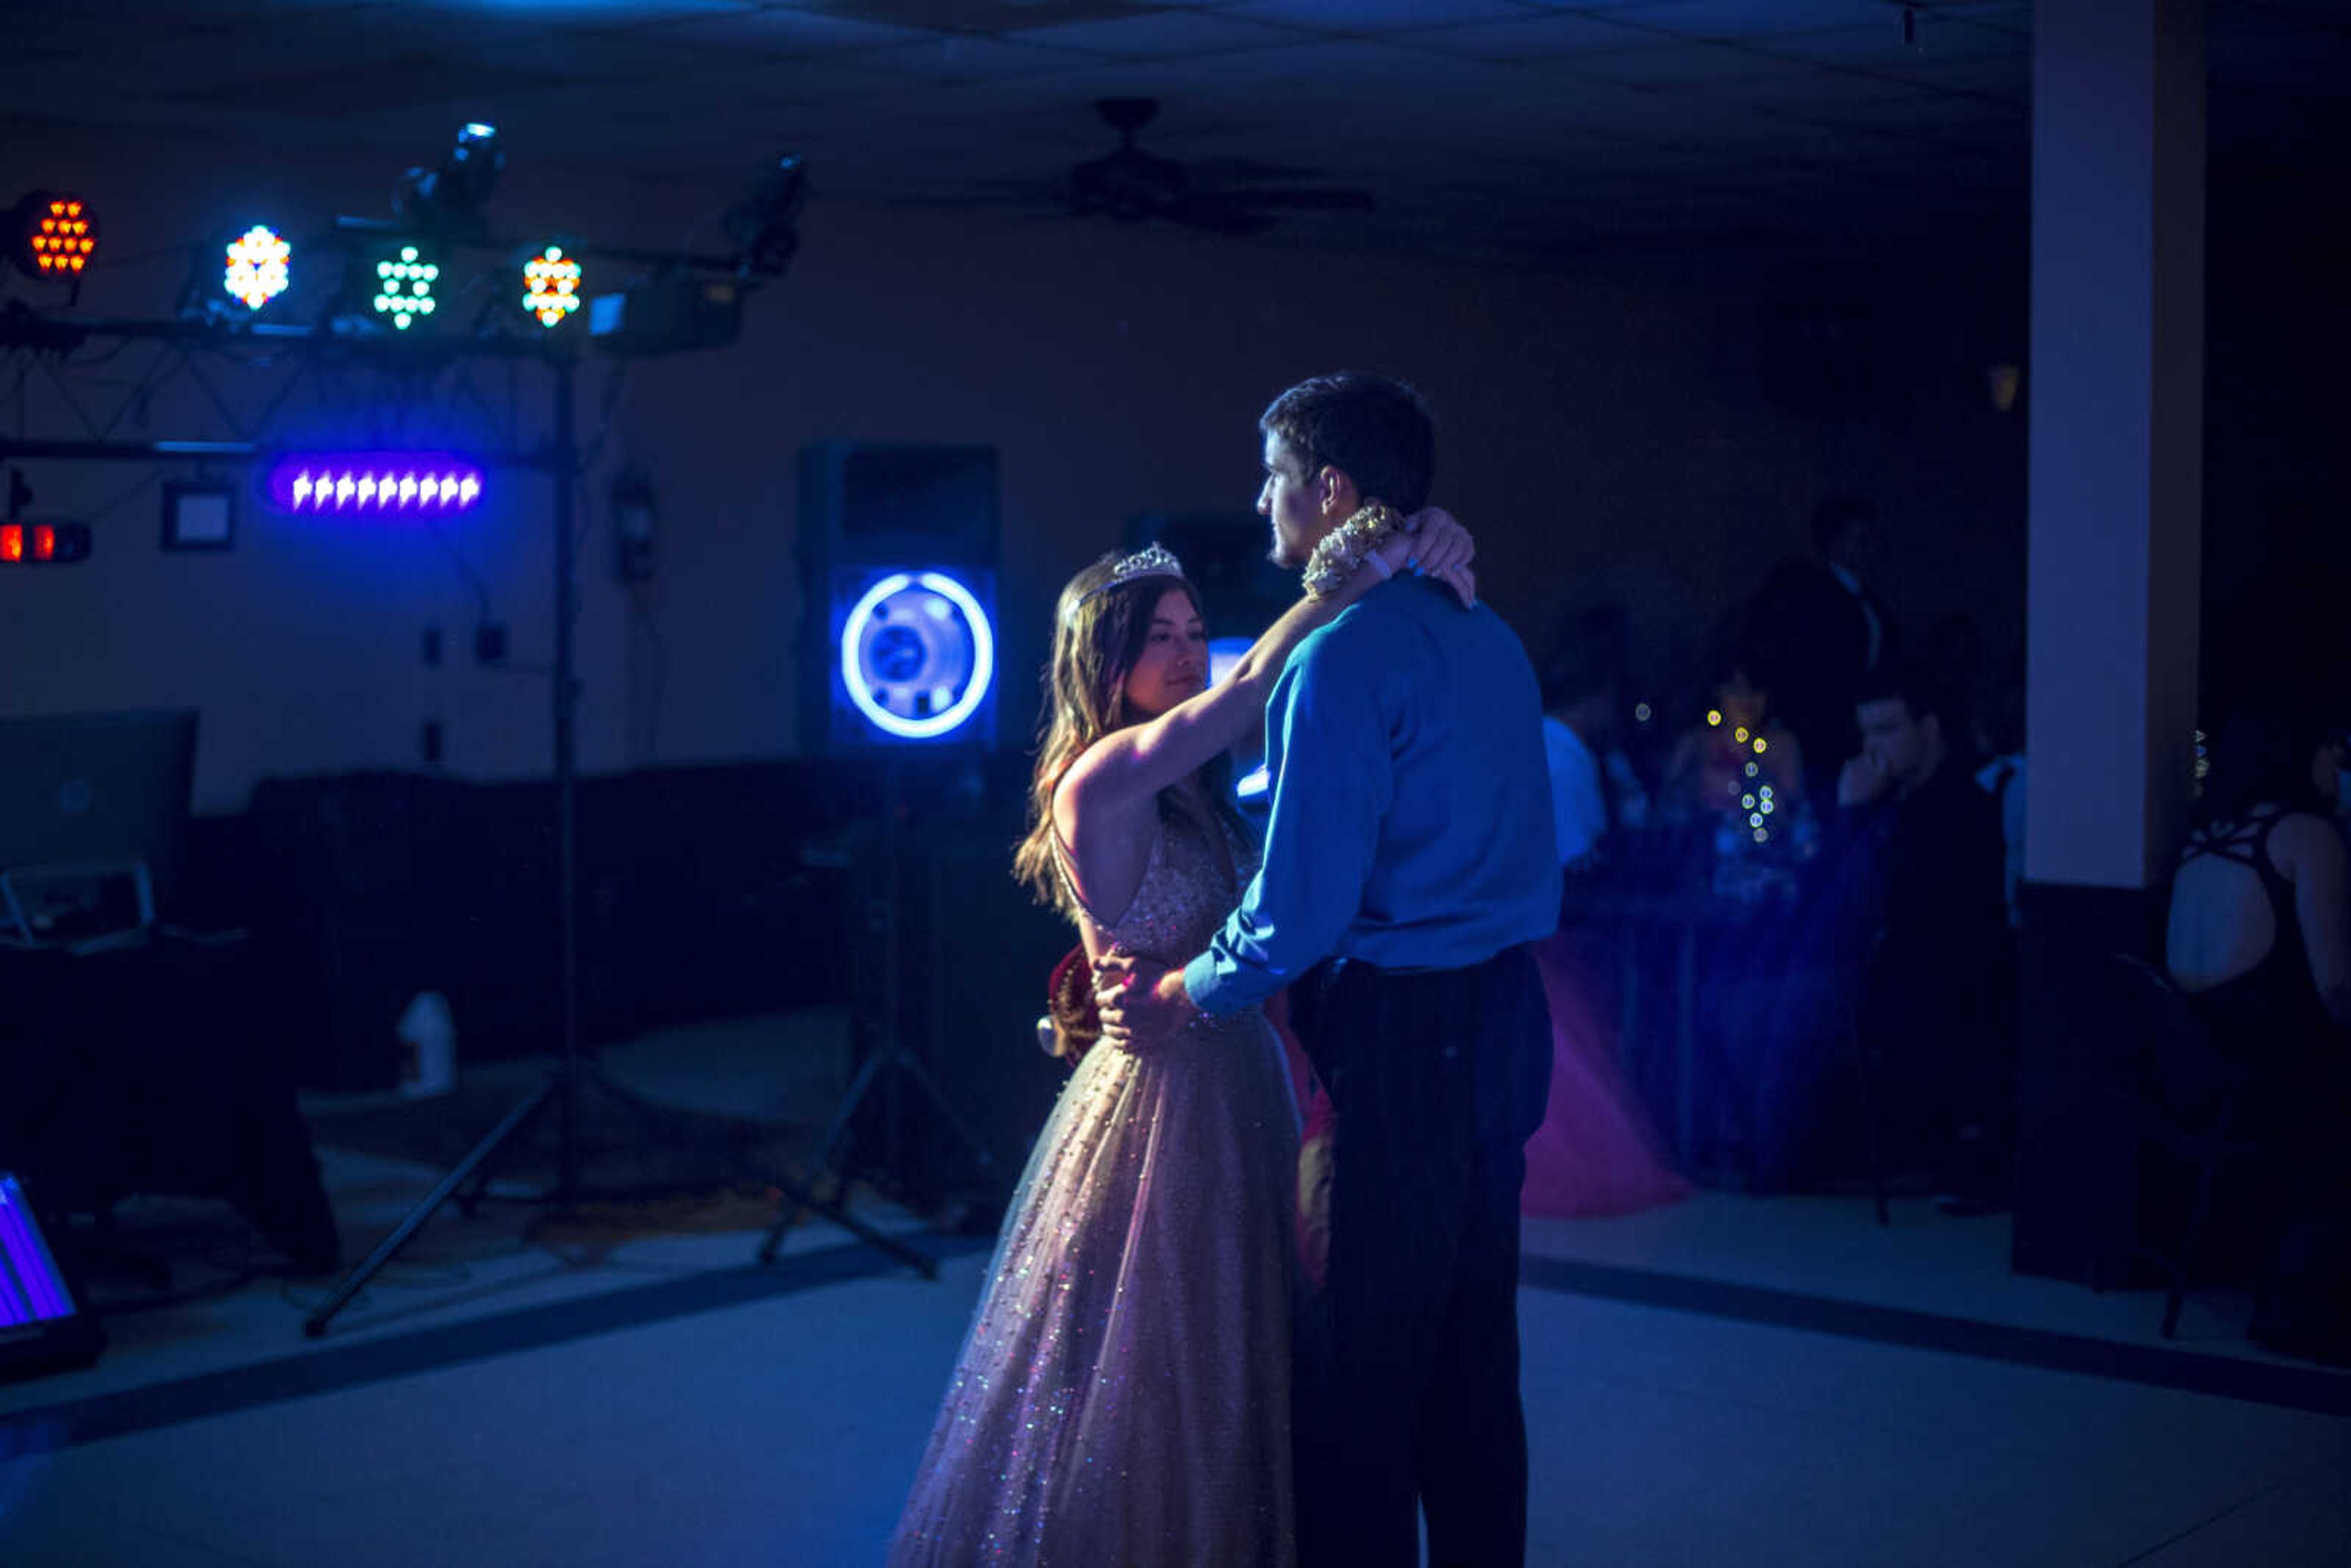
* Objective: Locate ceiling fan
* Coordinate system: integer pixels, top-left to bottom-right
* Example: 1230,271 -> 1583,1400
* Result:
947,99 -> 1377,236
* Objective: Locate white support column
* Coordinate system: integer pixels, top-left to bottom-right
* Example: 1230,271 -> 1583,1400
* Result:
2024,0 -> 2206,890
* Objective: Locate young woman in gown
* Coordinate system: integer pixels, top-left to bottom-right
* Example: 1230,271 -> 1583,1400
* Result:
887,520 -> 1474,1566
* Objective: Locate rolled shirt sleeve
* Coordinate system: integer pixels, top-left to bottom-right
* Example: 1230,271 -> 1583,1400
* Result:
1183,631 -> 1390,1016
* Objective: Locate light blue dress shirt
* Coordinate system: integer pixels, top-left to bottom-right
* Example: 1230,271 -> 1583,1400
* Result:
1184,576 -> 1559,1015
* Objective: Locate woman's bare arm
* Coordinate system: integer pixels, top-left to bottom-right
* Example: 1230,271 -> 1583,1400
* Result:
1061,512 -> 1474,812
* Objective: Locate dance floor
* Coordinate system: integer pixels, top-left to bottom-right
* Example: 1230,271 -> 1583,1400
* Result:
3,1014 -> 2345,1567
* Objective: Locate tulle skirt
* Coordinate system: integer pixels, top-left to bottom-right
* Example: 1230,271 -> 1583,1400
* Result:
1520,931 -> 1691,1218
888,1011 -> 1301,1567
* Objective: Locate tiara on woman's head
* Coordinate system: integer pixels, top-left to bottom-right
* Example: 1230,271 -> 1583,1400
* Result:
1072,542 -> 1186,612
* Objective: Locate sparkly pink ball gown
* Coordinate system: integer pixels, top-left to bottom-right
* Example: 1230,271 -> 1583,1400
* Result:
1519,929 -> 1690,1218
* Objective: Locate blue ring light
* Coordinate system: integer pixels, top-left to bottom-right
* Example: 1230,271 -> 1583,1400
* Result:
838,570 -> 996,740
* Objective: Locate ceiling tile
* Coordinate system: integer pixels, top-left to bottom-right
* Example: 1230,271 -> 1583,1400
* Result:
1207,0 -> 1546,31
1698,70 -> 1927,111
1550,40 -> 1814,84
842,33 -> 1099,83
1534,0 -> 1902,42
1397,12 -> 1684,63
1749,18 -> 2031,69
1004,11 -> 1302,58
613,9 -> 942,56
1867,56 -> 2030,103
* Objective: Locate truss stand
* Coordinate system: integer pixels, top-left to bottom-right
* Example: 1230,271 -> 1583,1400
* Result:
758,761 -> 1001,1265
303,353 -> 934,1335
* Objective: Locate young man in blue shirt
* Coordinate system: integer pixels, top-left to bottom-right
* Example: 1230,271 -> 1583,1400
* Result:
1098,372 -> 1558,1568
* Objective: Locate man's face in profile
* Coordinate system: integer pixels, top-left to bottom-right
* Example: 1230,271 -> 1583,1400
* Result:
1258,432 -> 1324,569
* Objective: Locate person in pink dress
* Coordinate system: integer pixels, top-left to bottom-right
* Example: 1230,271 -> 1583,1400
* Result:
1519,930 -> 1690,1218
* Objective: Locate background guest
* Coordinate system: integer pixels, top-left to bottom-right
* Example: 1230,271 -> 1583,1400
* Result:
2164,698 -> 2351,1364
1664,652 -> 1805,835
1828,666 -> 2012,1210
1749,495 -> 1903,814
1541,604 -> 1640,868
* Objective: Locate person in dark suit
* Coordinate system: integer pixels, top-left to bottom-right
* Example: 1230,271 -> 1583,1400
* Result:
1828,664 -> 2012,1210
1749,495 -> 1902,814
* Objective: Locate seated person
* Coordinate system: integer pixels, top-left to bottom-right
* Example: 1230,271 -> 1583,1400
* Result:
1828,666 -> 2012,1208
1663,656 -> 1805,835
1540,606 -> 1641,868
2165,702 -> 2351,1364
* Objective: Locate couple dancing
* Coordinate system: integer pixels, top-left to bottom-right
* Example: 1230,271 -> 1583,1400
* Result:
888,373 -> 1559,1567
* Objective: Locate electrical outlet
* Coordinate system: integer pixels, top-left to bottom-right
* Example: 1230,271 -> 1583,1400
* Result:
474,622 -> 508,664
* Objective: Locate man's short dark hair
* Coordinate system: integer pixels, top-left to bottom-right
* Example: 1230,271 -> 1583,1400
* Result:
1811,493 -> 1878,557
1856,664 -> 1944,726
1261,373 -> 1435,514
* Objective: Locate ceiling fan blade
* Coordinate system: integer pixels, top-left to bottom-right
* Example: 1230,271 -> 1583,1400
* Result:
1220,187 -> 1378,212
896,176 -> 1070,208
1165,198 -> 1273,237
1186,156 -> 1337,186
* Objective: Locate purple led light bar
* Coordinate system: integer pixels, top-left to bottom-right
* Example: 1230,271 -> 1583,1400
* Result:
264,452 -> 484,516
0,1174 -> 73,1327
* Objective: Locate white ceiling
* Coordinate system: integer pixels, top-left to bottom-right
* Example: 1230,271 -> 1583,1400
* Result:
6,0 -> 2346,271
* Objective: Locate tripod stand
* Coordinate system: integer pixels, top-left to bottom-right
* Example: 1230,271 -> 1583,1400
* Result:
302,352 -> 930,1337
758,762 -> 1002,1264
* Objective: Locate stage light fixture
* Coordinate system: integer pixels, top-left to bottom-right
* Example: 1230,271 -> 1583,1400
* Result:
0,521 -> 92,564
372,244 -> 440,329
265,453 -> 484,516
721,153 -> 808,279
523,245 -> 582,328
222,224 -> 291,311
394,121 -> 503,233
9,192 -> 99,279
838,570 -> 995,741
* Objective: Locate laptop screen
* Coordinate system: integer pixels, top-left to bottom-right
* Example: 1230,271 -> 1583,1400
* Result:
0,710 -> 198,911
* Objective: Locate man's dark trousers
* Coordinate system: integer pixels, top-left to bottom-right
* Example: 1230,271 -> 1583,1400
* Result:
1291,945 -> 1552,1568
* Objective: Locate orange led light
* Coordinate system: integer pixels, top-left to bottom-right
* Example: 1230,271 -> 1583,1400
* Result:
1,525 -> 21,563
15,192 -> 100,279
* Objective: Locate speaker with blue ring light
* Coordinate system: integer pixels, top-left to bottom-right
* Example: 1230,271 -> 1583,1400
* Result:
798,443 -> 999,754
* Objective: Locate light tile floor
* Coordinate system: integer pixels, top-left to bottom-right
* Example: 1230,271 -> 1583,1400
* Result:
2,1013 -> 2345,1567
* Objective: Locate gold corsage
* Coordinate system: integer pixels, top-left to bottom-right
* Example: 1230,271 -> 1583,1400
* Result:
1303,503 -> 1405,599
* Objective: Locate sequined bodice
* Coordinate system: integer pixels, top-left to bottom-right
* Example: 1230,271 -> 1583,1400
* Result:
1067,803 -> 1258,977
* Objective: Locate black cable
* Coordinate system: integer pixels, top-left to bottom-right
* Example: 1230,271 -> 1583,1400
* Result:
574,362 -> 630,477
428,520 -> 496,620
94,340 -> 179,440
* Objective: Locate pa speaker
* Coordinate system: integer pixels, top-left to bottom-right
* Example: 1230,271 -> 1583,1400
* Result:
819,565 -> 999,751
799,444 -> 1000,755
799,443 -> 998,571
0,1172 -> 103,1383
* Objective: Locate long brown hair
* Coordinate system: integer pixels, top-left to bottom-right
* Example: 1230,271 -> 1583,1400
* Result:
1013,553 -> 1242,920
